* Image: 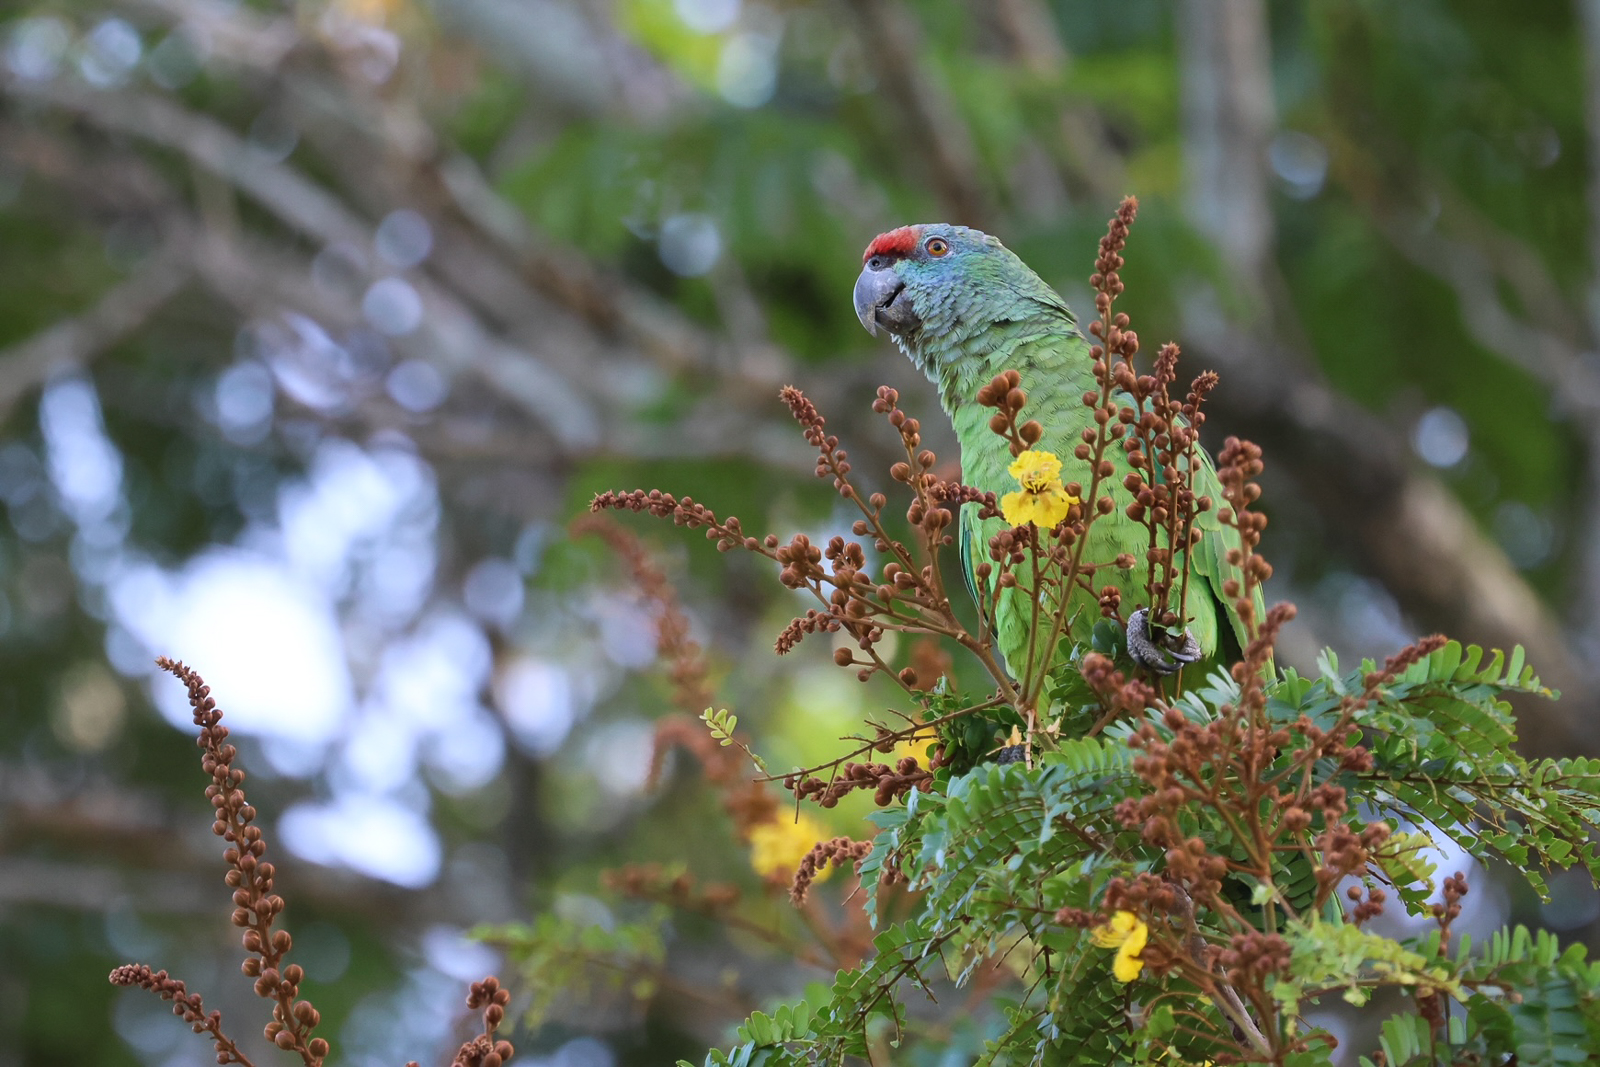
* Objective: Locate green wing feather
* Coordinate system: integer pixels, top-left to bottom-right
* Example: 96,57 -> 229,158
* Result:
958,504 -> 983,624
1185,449 -> 1268,664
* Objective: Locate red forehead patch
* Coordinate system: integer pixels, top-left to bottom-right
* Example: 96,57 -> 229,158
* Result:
863,226 -> 919,264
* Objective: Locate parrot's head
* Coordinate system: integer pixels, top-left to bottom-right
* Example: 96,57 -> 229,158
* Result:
854,224 -> 1067,381
853,224 -> 995,340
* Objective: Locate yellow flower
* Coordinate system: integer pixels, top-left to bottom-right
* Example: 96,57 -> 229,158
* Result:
1091,910 -> 1148,982
1000,450 -> 1078,528
748,813 -> 831,882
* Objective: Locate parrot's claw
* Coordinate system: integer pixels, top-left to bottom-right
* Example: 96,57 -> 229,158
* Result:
1126,607 -> 1201,676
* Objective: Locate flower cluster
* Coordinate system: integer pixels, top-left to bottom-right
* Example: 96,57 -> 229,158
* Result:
593,379 -> 1030,788
593,384 -> 1012,698
448,979 -> 515,1067
111,661 -> 513,1067
158,656 -> 327,1067
790,836 -> 875,905
108,965 -> 251,1066
784,756 -> 934,809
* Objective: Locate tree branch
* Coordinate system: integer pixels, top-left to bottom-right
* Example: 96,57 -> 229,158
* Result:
843,0 -> 992,227
1,74 -> 604,452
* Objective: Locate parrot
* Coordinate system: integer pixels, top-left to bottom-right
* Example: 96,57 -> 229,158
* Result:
852,223 -> 1263,687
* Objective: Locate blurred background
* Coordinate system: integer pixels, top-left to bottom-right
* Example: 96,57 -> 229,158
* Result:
1,0 -> 1598,1063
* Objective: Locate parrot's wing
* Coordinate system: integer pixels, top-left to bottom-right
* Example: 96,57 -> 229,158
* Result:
1187,455 -> 1269,665
958,501 -> 984,622
959,501 -> 1026,679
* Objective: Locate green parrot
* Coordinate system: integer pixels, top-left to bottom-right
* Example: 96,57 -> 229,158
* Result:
852,223 -> 1261,685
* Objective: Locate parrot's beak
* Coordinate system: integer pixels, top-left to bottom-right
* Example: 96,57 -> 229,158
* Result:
854,265 -> 918,338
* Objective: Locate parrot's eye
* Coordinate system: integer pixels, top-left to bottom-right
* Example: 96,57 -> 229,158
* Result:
925,237 -> 949,257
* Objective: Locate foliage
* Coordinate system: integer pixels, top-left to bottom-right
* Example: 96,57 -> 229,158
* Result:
578,205 -> 1600,1064
672,642 -> 1600,1064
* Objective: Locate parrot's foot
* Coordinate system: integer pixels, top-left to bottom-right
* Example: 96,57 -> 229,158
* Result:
1126,607 -> 1201,676
996,723 -> 1031,768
